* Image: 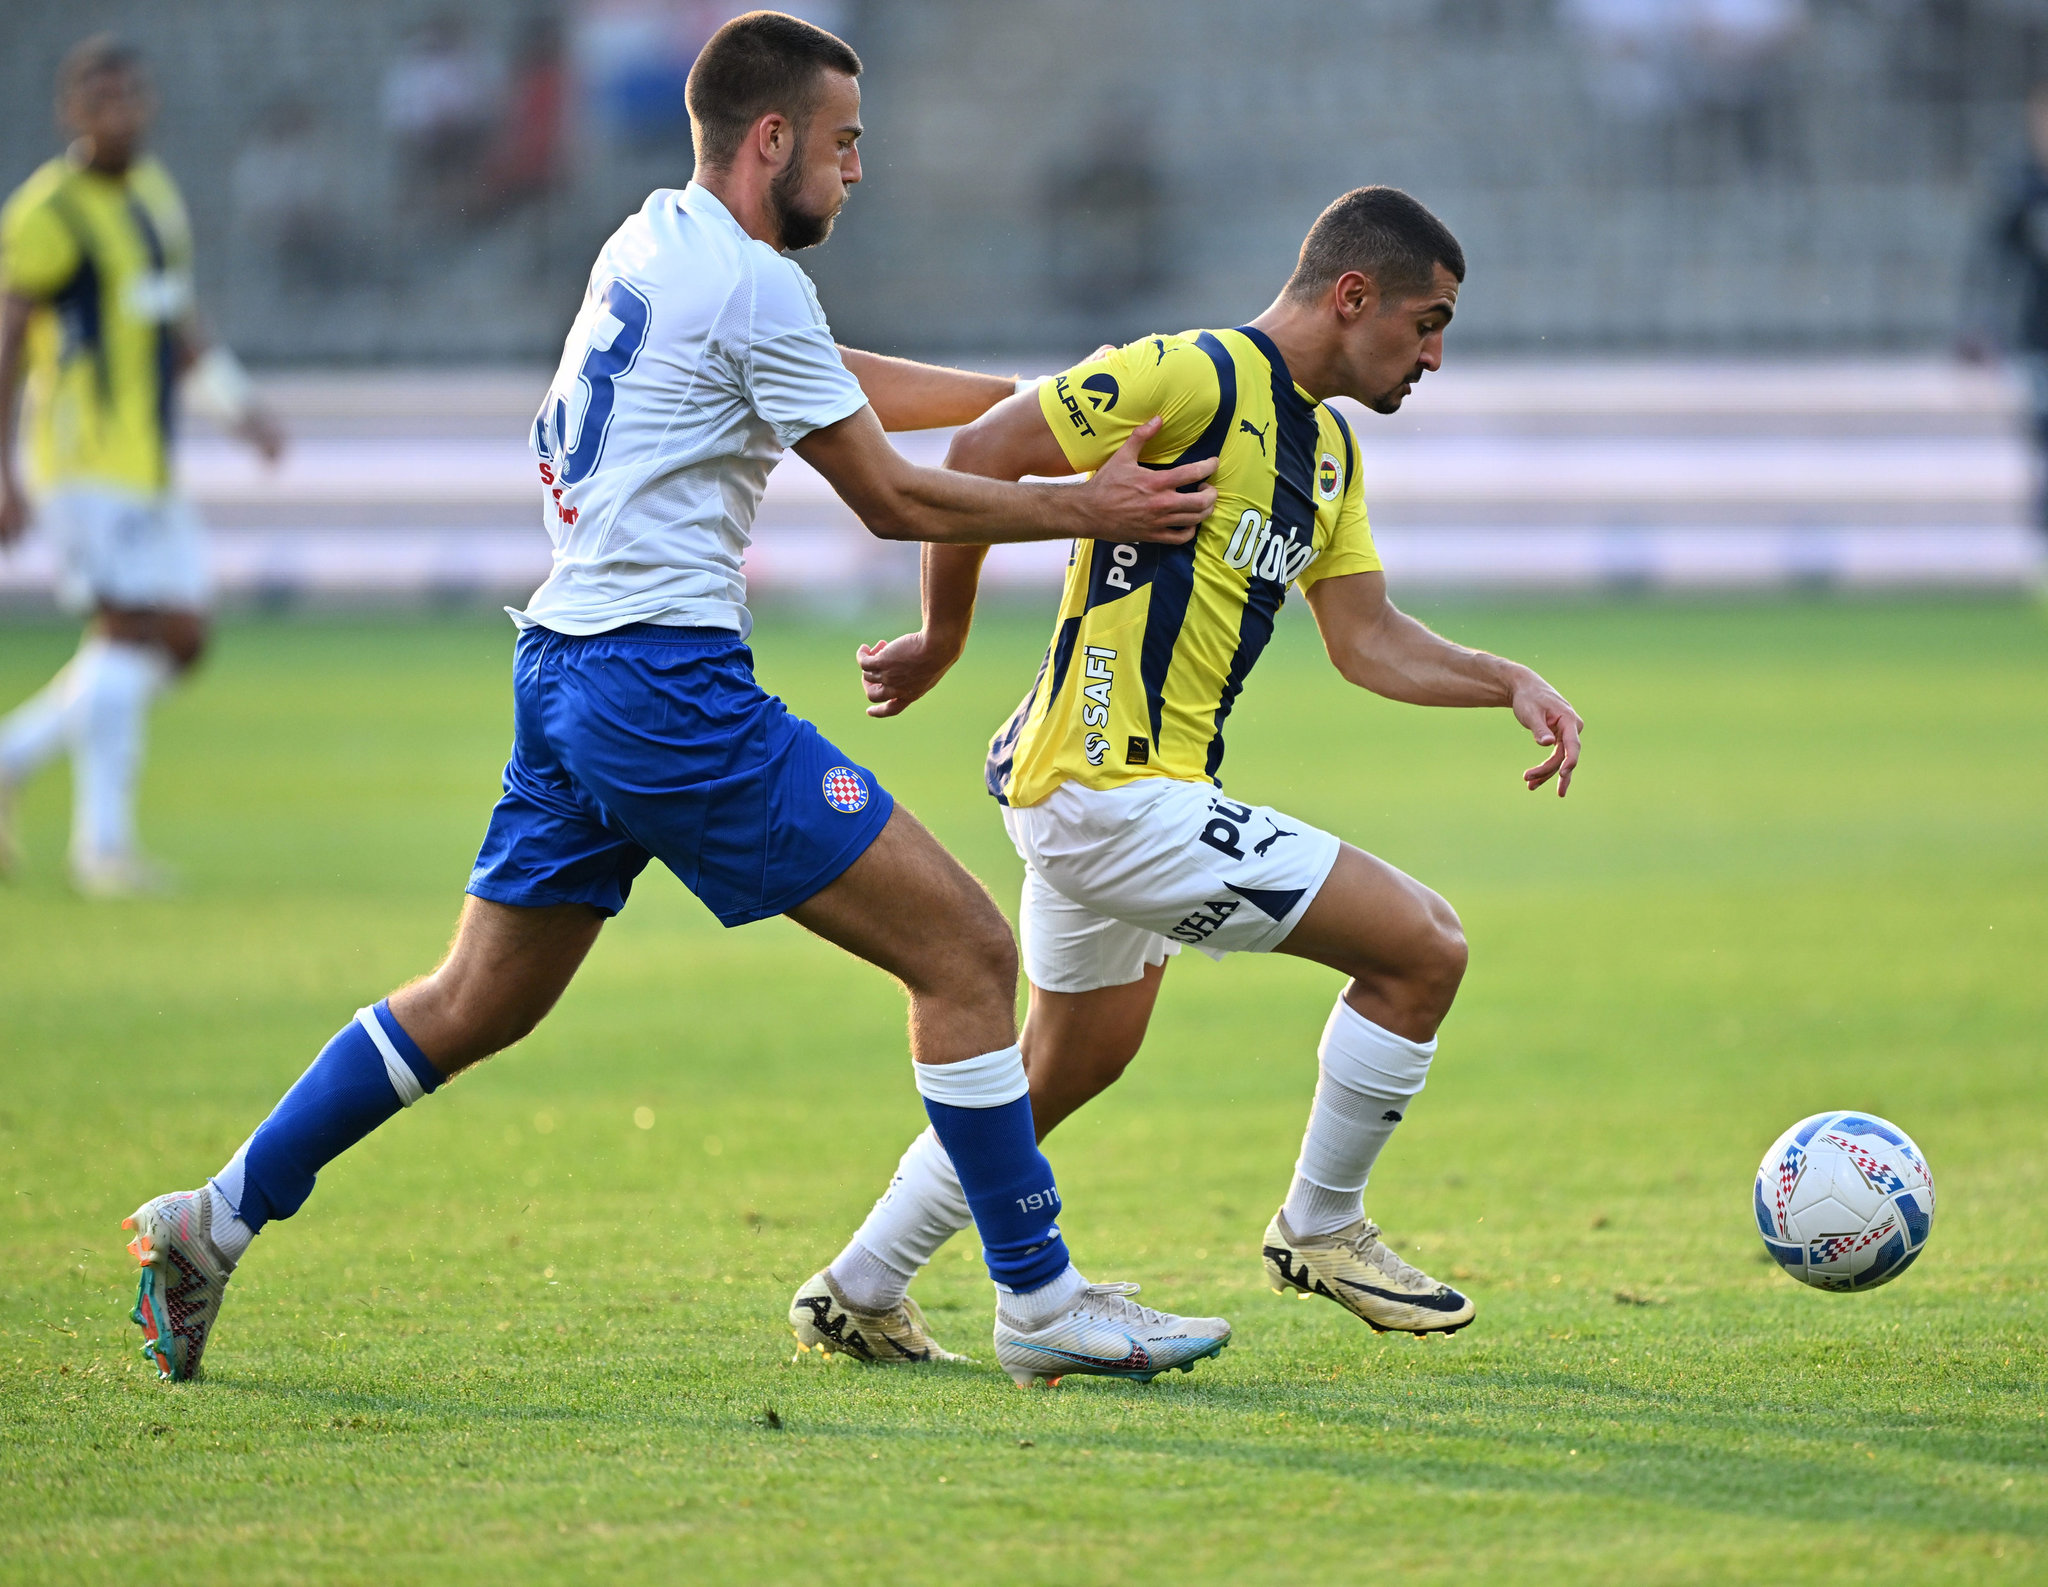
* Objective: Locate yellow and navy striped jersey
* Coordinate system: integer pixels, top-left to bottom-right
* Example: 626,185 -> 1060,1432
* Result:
986,326 -> 1381,807
0,154 -> 194,494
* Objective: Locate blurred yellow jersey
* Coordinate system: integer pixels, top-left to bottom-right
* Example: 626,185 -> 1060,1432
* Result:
986,327 -> 1381,807
1,154 -> 193,494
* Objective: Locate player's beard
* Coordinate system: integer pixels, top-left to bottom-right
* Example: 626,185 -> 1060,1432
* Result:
770,154 -> 839,251
1367,364 -> 1427,415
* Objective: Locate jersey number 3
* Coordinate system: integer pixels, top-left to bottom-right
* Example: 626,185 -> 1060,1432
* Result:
537,279 -> 652,485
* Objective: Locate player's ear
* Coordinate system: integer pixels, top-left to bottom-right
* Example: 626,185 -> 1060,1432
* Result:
1334,270 -> 1375,322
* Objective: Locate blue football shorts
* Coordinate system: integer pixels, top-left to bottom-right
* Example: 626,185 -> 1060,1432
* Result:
466,624 -> 895,926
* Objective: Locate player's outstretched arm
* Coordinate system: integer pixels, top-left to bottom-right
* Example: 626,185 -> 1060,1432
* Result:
854,386 -> 1086,716
836,346 -> 1020,432
1304,569 -> 1584,796
795,401 -> 1214,547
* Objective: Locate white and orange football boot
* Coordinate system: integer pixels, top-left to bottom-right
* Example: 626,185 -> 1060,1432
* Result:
125,1189 -> 236,1381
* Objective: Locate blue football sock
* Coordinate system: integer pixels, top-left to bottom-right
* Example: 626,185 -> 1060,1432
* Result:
210,1001 -> 441,1232
915,1046 -> 1071,1294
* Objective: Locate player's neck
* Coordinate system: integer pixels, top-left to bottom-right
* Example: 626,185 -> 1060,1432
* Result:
691,165 -> 784,250
69,138 -> 137,178
1243,302 -> 1340,403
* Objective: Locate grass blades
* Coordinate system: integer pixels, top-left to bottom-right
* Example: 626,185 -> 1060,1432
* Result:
0,598 -> 2043,1584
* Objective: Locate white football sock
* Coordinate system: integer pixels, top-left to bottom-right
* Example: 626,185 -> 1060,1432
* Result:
994,1262 -> 1088,1331
68,638 -> 169,865
0,652 -> 85,784
1283,997 -> 1437,1238
829,1127 -> 974,1309
829,1242 -> 914,1313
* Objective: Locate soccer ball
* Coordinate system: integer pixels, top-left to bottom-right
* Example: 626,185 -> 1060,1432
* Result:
1754,1111 -> 1934,1291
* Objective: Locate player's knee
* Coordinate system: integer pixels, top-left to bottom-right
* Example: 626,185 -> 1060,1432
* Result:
936,895 -> 1018,1010
965,907 -> 1019,1005
1417,901 -> 1468,1014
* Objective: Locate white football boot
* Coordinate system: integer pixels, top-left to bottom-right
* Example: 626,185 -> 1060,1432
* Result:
1262,1209 -> 1474,1334
788,1270 -> 971,1365
994,1282 -> 1231,1386
124,1189 -> 236,1381
73,849 -> 177,899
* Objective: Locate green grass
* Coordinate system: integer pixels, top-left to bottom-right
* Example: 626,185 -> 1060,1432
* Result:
1,597 -> 2043,1584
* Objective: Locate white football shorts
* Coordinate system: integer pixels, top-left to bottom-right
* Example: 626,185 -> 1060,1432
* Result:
42,487 -> 211,613
1001,777 -> 1343,995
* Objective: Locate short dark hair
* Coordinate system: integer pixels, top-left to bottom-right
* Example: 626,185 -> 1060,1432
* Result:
686,10 -> 861,171
1284,186 -> 1465,306
58,34 -> 145,99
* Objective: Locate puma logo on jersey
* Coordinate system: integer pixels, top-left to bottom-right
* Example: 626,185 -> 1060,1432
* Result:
1238,418 -> 1270,454
1252,818 -> 1296,857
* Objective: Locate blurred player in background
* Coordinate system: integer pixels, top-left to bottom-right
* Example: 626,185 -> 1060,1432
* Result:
796,187 -> 1585,1359
0,35 -> 284,895
1966,80 -> 2048,552
121,12 -> 1232,1390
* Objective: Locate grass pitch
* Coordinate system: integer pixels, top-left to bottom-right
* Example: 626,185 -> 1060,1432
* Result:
0,597 -> 2043,1584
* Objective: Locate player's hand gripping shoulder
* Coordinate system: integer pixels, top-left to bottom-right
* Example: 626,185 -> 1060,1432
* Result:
944,382 -> 1221,541
1304,569 -> 1584,797
851,377 -> 1220,718
796,400 -> 1214,548
1071,414 -> 1217,541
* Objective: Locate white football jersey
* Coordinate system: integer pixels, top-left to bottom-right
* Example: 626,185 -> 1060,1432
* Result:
515,182 -> 869,637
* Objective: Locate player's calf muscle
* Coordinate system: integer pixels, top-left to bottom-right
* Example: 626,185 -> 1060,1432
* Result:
387,899 -> 602,1074
1020,972 -> 1161,1136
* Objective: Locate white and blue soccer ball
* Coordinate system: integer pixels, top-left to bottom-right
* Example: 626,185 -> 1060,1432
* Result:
1754,1111 -> 1935,1291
